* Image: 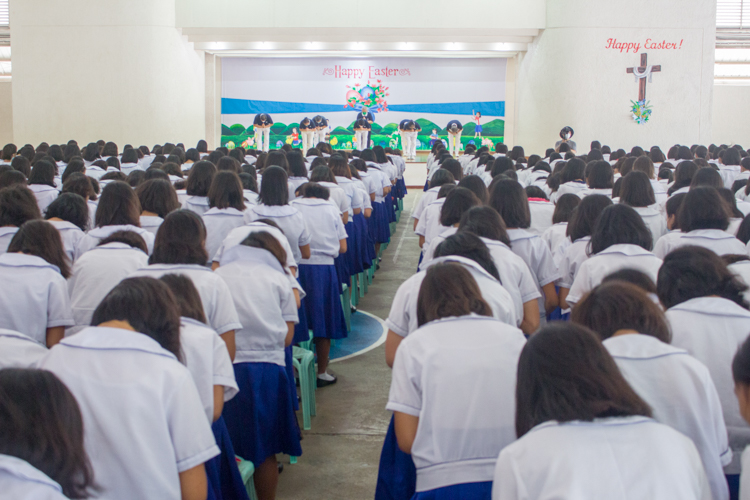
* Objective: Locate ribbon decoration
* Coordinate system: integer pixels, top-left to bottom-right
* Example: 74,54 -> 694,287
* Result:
632,65 -> 654,83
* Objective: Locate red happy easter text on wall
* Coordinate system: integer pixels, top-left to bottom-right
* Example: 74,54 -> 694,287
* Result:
322,65 -> 412,79
605,38 -> 684,54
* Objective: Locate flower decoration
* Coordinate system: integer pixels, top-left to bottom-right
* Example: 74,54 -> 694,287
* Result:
631,100 -> 652,125
344,81 -> 389,112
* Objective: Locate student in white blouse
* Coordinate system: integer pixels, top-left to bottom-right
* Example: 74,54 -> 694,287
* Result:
525,186 -> 555,236
43,193 -> 87,262
136,178 -> 180,235
567,204 -> 662,307
202,172 -> 248,262
0,368 -> 96,500
27,161 -> 59,214
653,192 -> 689,259
39,277 -> 219,500
551,158 -> 588,202
732,337 -> 750,500
120,147 -> 142,176
182,161 -> 217,216
310,166 -> 352,222
0,330 -> 48,368
658,246 -> 750,489
0,186 -> 42,253
415,185 -> 466,257
658,187 -> 746,257
388,263 -> 526,499
74,181 -> 155,258
541,193 -> 580,256
574,282 -> 731,500
492,322 -> 711,500
0,221 -> 73,347
634,156 -> 669,205
411,169 -> 455,231
287,152 -> 309,201
620,171 -> 668,242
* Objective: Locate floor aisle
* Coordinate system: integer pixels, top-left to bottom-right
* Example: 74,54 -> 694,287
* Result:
276,190 -> 423,500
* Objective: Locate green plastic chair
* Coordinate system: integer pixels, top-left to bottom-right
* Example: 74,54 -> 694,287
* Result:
341,284 -> 352,332
292,346 -> 317,430
235,456 -> 259,500
350,276 -> 359,307
359,271 -> 367,296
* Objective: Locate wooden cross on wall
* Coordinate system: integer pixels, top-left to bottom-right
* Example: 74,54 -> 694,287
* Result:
626,53 -> 661,102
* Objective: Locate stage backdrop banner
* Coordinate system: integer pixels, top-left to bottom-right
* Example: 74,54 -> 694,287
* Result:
221,57 -> 506,151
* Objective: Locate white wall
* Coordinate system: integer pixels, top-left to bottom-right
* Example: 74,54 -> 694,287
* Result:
10,0 -> 206,147
0,80 -> 13,145
712,85 -> 750,145
515,0 -> 716,154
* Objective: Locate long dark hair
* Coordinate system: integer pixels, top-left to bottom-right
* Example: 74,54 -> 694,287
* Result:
136,179 -> 180,218
515,322 -> 652,437
589,204 -> 653,254
457,206 -> 512,246
433,232 -> 501,281
45,193 -> 89,231
0,185 -> 42,227
416,262 -> 492,327
259,166 -> 289,206
567,194 -> 613,242
150,210 -> 208,265
208,171 -> 246,211
94,181 -> 141,228
489,179 -> 531,229
0,369 -> 97,499
159,274 -> 207,324
8,220 -> 71,278
186,161 -> 216,197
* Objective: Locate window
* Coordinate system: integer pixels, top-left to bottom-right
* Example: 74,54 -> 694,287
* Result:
0,0 -> 7,27
716,1 -> 750,83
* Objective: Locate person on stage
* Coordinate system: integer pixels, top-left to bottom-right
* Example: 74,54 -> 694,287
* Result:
253,113 -> 273,152
412,121 -> 422,159
446,120 -> 463,157
312,115 -> 328,146
300,117 -> 316,152
358,106 -> 375,148
555,126 -> 577,153
472,110 -> 483,138
353,118 -> 371,151
398,119 -> 415,160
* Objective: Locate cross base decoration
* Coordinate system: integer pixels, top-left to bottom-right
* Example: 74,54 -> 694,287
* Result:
626,53 -> 661,124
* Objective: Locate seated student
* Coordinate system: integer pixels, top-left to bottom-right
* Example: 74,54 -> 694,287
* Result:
0,221 -> 72,347
385,232 -> 517,367
0,329 -> 49,369
659,246 -> 750,491
119,147 -> 141,177
573,281 -> 731,500
61,173 -> 98,228
136,179 -> 180,235
492,322 -> 711,500
692,167 -> 726,191
331,156 -> 366,274
388,263 -> 526,499
735,158 -> 750,202
415,183 -> 456,251
542,193 -> 580,259
74,181 -> 155,258
44,193 -> 88,261
668,161 -> 699,196
0,185 -> 42,253
214,232 -> 302,499
551,158 -> 587,202
657,187 -> 746,257
526,185 -> 554,236
567,204 -> 661,307
68,231 -> 149,335
654,192 -> 688,258
719,147 -> 743,190
732,338 -> 750,499
27,161 -> 59,214
309,166 -> 351,223
633,156 -> 669,204
39,277 -> 219,500
578,160 -> 614,199
291,183 -> 348,386
718,188 -> 748,236
129,210 -> 241,360
411,169 -> 456,231
619,171 -> 668,242
456,206 -> 542,334
182,161 -> 217,215
286,152 -> 309,201
202,172 -> 247,262
360,149 -> 393,253
490,180 -> 559,319
0,368 -> 96,499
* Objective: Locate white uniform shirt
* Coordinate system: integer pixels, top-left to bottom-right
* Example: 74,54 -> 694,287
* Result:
68,242 -> 149,334
139,215 -> 163,235
0,253 -> 73,344
604,334 -> 731,500
528,199 -> 555,235
729,260 -> 750,304
542,222 -> 568,253
182,196 -> 210,216
567,244 -> 662,306
667,296 -> 750,473
650,179 -> 669,204
214,246 -> 298,366
290,198 -> 347,265
653,230 -> 684,259
414,198 -> 449,248
366,164 -> 392,203
352,178 -> 373,211
129,264 -> 242,335
202,207 -> 246,262
356,171 -> 378,202
0,329 -> 48,368
741,446 -> 750,500
335,177 -> 366,216
419,227 -> 458,270
553,181 -> 587,202
46,220 -> 85,262
557,236 -> 591,288
386,255 -> 518,337
317,181 -> 351,216
0,226 -> 18,253
656,228 -> 746,257
213,222 -> 297,270
74,224 -> 155,259
120,162 -> 141,176
0,454 -> 67,500
28,184 -> 58,214
180,317 -> 238,423
577,187 -> 613,199
632,205 -> 668,242
288,177 -> 308,201
243,204 -> 312,264
39,327 -> 220,500
492,416 -> 711,500
507,228 -> 560,316
412,187 -> 441,222
388,315 -> 526,492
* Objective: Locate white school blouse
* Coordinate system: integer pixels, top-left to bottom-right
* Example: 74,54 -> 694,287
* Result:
388,314 -> 526,492
656,228 -> 747,257
0,253 -> 73,344
552,180 -> 587,202
74,224 -> 155,259
650,179 -> 669,204
288,177 -> 308,200
182,195 -> 210,216
39,327 -> 220,500
528,199 -> 555,235
566,244 -> 663,306
180,317 -> 238,423
0,226 -> 18,253
0,454 -> 68,500
202,207 -> 246,262
604,334 -> 731,500
357,170 -> 379,201
68,242 -> 149,334
0,329 -> 48,369
214,246 -> 298,366
317,181 -> 351,216
631,205 -> 668,242
139,215 -> 163,235
666,296 -> 750,474
492,416 -> 711,500
507,228 -> 560,316
129,264 -> 242,335
120,162 -> 141,176
351,178 -> 373,210
420,227 -> 459,269
291,198 -> 348,265
556,236 -> 590,288
386,255 -> 518,337
412,186 -> 441,222
729,260 -> 750,304
213,222 -> 296,270
46,219 -> 85,262
414,198 -> 447,245
28,184 -> 58,214
366,164 -> 392,203
577,187 -> 613,199
541,222 -> 568,253
653,229 -> 684,259
335,176 -> 366,216
243,204 -> 312,264
741,446 -> 750,500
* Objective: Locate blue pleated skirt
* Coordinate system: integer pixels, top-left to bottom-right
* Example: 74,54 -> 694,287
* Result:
386,192 -> 397,223
369,201 -> 391,244
354,212 -> 374,269
223,362 -> 302,466
423,179 -> 430,192
412,482 -> 492,500
293,277 -> 310,345
298,264 -> 348,340
375,416 -> 417,500
285,345 -> 299,411
345,221 -> 364,275
396,177 -> 407,198
334,254 -> 349,292
206,417 -> 251,500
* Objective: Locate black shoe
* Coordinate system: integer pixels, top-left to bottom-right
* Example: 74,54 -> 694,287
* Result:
316,375 -> 338,388
278,462 -> 284,474
351,306 -> 358,314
